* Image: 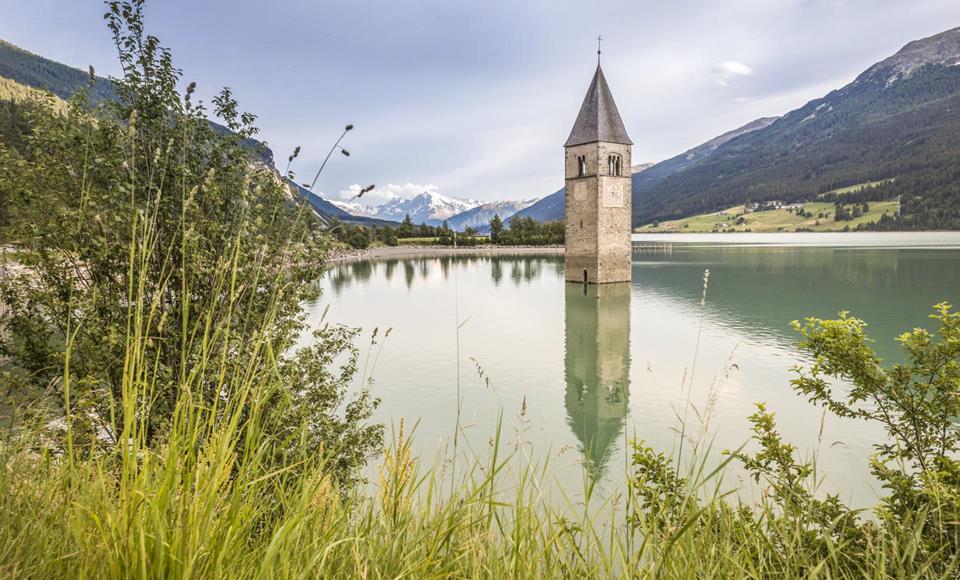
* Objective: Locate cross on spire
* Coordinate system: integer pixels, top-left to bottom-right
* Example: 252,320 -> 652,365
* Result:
597,34 -> 603,65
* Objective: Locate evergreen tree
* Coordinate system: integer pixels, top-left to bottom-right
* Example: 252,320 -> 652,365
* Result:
398,213 -> 414,238
490,214 -> 504,242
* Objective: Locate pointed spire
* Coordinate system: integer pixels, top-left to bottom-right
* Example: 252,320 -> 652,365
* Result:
564,65 -> 632,147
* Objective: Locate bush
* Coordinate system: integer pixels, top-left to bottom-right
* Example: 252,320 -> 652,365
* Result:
348,230 -> 370,249
0,0 -> 380,486
628,303 -> 960,576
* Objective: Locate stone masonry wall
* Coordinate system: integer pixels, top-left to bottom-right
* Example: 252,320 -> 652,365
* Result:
565,142 -> 632,283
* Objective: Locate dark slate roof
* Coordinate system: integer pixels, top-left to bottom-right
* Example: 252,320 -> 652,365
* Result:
564,65 -> 633,147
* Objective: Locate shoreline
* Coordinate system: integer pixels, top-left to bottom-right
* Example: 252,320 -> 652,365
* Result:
326,245 -> 564,263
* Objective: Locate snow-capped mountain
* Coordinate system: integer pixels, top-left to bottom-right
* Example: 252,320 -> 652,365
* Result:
333,192 -> 481,225
446,199 -> 539,232
330,200 -> 381,219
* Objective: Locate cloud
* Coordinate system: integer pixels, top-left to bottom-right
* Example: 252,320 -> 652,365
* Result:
333,182 -> 441,206
714,60 -> 754,86
721,60 -> 754,76
16,0 -> 958,203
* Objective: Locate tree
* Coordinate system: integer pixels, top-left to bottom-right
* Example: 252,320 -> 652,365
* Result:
437,220 -> 454,245
379,226 -> 399,246
0,0 -> 381,487
791,304 -> 960,554
349,229 -> 370,249
398,213 -> 414,238
490,214 -> 503,242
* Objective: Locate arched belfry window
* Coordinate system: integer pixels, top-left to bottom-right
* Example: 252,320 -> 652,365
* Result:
577,155 -> 587,177
607,154 -> 623,176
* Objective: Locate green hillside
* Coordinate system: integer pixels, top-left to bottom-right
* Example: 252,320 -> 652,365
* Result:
637,200 -> 899,233
0,38 -> 275,166
0,75 -> 67,153
633,27 -> 960,230
0,39 -> 118,104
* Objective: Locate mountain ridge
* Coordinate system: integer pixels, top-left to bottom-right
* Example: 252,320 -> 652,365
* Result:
0,38 -> 396,226
333,191 -> 482,226
632,25 -> 960,228
515,25 -> 960,230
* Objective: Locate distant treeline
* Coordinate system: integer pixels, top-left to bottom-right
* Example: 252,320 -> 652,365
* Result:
328,213 -> 564,249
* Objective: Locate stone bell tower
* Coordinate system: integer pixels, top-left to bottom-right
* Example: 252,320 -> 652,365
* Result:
564,62 -> 633,284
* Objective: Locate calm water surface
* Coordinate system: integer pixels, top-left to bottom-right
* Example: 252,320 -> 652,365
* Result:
306,233 -> 960,505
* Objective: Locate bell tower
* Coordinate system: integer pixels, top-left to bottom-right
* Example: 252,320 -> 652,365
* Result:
564,61 -> 633,284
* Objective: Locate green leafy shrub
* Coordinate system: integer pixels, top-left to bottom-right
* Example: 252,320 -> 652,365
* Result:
0,0 -> 380,485
628,303 -> 960,576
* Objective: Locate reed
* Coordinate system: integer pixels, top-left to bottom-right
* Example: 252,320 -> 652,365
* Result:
1,3 -> 958,577
1,231 -> 957,577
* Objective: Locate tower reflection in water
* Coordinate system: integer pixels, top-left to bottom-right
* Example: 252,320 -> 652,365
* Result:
564,283 -> 631,480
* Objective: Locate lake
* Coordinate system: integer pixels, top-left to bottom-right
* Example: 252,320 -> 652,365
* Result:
306,233 -> 960,506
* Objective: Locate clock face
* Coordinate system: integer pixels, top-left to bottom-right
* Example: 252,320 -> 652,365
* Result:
573,182 -> 586,202
603,183 -> 623,207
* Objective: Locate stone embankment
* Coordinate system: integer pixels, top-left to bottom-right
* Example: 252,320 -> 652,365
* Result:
326,245 -> 564,263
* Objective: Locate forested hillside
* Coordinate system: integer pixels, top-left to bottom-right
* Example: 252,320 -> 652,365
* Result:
0,38 -> 396,225
0,38 -> 274,165
515,26 -> 960,231
634,26 -> 960,230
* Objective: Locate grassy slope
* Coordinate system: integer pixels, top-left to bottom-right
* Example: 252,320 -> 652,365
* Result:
0,75 -> 66,109
637,200 -> 898,233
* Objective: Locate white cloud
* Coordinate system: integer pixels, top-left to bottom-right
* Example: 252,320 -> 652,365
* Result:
721,60 -> 754,76
334,182 -> 441,206
714,60 -> 755,87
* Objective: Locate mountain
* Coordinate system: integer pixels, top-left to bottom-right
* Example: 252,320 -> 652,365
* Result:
633,26 -> 960,229
518,26 -> 960,230
510,159 -> 662,223
330,200 -> 380,219
335,192 -> 481,225
282,180 -> 397,226
0,39 -> 276,168
446,199 -> 538,232
630,118 -> 777,193
0,38 -> 407,226
0,39 -> 118,104
509,187 -> 565,223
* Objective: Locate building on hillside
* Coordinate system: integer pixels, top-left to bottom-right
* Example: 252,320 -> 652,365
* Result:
745,200 -> 786,213
564,61 -> 633,284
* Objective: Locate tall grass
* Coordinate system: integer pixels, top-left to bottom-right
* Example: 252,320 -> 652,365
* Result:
1,3 -> 957,576
1,211 -> 957,577
2,116 -> 957,578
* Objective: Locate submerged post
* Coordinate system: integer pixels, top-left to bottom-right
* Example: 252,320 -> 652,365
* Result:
563,59 -> 633,284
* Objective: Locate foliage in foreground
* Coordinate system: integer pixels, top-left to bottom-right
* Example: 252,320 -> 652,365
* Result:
1,1 -> 958,577
0,0 -> 381,486
2,270 -> 959,579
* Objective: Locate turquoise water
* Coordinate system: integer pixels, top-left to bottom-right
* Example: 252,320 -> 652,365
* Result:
306,233 -> 960,505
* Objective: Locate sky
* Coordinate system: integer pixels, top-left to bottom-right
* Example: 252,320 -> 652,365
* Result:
3,0 -> 960,206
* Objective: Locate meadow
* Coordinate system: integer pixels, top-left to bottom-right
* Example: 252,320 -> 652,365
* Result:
637,200 -> 899,233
